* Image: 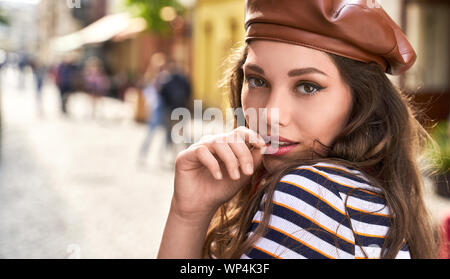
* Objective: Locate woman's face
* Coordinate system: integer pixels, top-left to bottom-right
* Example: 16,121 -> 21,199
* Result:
241,40 -> 353,172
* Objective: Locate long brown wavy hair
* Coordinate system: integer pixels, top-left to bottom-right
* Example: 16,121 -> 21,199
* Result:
202,43 -> 441,259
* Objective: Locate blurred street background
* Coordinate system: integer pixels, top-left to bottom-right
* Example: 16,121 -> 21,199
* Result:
0,0 -> 448,258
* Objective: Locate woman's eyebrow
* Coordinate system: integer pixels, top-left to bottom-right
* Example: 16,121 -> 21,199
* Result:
243,64 -> 265,75
288,67 -> 328,77
244,63 -> 328,77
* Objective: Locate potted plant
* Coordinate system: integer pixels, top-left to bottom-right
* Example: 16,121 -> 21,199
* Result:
428,121 -> 450,198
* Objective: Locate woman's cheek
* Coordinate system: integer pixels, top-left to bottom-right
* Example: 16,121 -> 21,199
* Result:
241,89 -> 251,110
297,116 -> 333,147
242,91 -> 263,115
316,119 -> 344,146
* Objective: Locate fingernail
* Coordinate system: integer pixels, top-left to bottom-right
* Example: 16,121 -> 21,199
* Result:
233,169 -> 240,180
215,171 -> 223,180
245,163 -> 253,175
260,146 -> 268,154
258,138 -> 266,146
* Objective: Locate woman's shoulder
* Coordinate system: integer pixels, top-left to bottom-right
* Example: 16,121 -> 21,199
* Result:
278,162 -> 384,197
251,162 -> 410,259
250,163 -> 360,259
273,161 -> 389,216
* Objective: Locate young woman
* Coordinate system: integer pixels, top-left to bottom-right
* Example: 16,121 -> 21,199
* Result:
158,0 -> 439,259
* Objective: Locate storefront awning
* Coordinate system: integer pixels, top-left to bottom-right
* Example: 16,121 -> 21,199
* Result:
50,13 -> 147,52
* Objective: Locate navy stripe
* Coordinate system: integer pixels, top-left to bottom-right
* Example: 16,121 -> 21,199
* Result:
254,225 -> 332,259
288,168 -> 342,199
313,166 -> 372,185
245,247 -> 278,259
346,206 -> 391,227
271,203 -> 355,254
244,164 -> 411,258
275,182 -> 352,231
354,233 -> 386,248
290,168 -> 387,205
400,242 -> 409,252
249,221 -> 259,232
336,185 -> 387,205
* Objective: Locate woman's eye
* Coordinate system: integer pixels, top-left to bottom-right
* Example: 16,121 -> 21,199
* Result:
296,83 -> 323,95
246,76 -> 266,88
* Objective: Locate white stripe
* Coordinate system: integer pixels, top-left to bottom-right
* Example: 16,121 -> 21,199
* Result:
307,165 -> 382,194
266,214 -> 355,259
288,164 -> 390,216
247,231 -> 307,259
246,162 -> 411,259
272,190 -> 355,242
312,162 -> 372,183
240,254 -> 251,259
355,245 -> 411,259
281,173 -> 348,214
344,194 -> 391,216
395,250 -> 411,259
252,210 -> 263,222
355,245 -> 382,258
351,218 -> 390,237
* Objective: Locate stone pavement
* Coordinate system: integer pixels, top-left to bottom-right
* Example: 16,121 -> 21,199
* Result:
0,67 -> 176,258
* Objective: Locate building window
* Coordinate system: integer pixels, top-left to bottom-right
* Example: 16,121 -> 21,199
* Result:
404,0 -> 449,92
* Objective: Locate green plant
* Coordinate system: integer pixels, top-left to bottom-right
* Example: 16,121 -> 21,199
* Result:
0,9 -> 8,25
125,0 -> 185,35
428,121 -> 450,174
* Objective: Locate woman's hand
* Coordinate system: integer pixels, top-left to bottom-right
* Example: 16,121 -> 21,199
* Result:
172,126 -> 267,221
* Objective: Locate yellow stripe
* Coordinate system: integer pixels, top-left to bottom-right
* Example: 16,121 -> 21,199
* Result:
253,220 -> 336,259
272,200 -> 355,245
251,244 -> 282,259
354,231 -> 386,239
296,167 -> 384,198
280,180 -> 347,216
346,204 -> 391,218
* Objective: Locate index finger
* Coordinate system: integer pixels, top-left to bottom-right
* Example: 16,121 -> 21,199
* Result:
234,126 -> 267,148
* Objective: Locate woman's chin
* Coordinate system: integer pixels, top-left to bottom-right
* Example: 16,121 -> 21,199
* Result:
262,155 -> 295,173
262,147 -> 313,173
262,158 -> 277,173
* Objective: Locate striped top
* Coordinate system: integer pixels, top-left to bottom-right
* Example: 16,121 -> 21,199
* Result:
240,162 -> 411,259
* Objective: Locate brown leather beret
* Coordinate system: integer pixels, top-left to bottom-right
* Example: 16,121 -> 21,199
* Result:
244,0 -> 416,75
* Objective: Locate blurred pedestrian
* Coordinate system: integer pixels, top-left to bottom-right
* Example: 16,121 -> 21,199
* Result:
138,53 -> 168,165
30,58 -> 47,116
55,54 -> 80,115
82,57 -> 110,119
158,58 -> 192,162
17,51 -> 29,90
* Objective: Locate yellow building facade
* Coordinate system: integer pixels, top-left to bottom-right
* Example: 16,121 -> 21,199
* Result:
192,0 -> 245,111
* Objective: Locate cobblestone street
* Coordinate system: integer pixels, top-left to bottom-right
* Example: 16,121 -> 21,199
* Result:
0,67 -> 176,258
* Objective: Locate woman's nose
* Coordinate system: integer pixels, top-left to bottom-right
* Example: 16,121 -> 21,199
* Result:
263,90 -> 291,128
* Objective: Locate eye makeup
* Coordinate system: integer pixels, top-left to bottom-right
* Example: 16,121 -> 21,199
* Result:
244,75 -> 326,96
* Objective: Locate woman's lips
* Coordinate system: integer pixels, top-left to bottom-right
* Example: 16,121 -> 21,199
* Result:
261,135 -> 298,145
258,134 -> 300,155
264,142 -> 300,156
260,135 -> 300,156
